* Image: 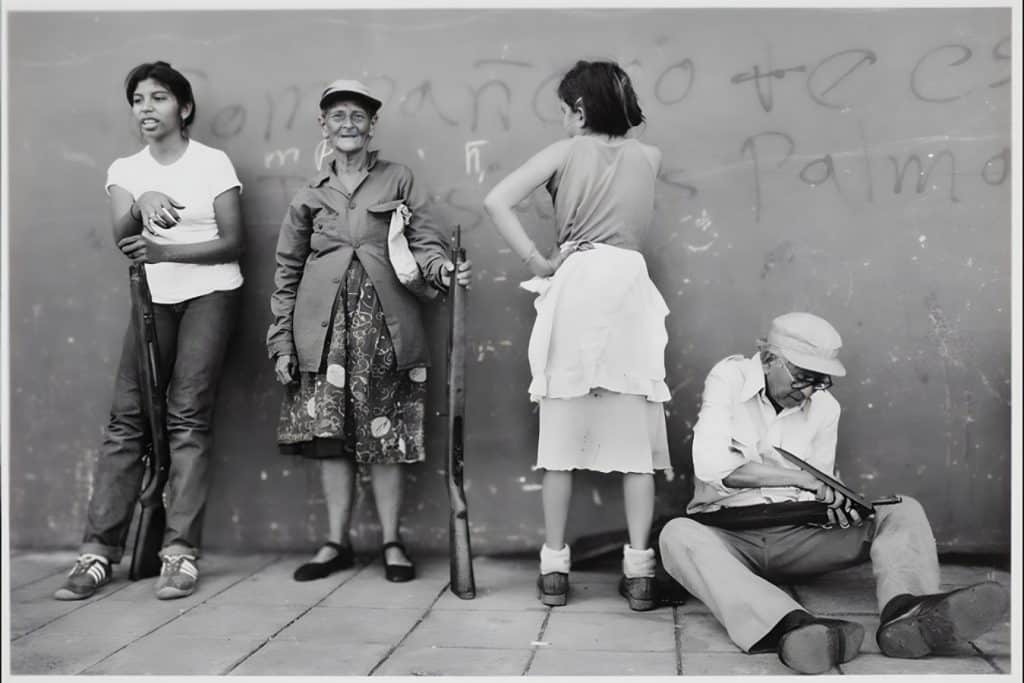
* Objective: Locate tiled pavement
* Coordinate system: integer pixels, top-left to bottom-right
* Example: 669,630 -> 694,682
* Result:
6,550 -> 1013,676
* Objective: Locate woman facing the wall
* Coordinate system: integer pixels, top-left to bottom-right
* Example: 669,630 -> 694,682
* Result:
484,60 -> 671,610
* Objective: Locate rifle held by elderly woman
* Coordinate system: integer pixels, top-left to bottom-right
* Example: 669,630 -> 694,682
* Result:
446,226 -> 476,599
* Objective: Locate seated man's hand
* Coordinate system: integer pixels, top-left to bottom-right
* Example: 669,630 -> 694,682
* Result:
824,489 -> 849,529
795,471 -> 864,529
845,504 -> 863,527
811,480 -> 835,505
817,486 -> 864,529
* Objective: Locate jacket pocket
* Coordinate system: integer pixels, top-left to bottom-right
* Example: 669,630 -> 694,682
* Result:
365,203 -> 400,246
367,200 -> 404,214
311,207 -> 339,233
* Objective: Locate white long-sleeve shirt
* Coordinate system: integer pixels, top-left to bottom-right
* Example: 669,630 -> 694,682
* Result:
688,354 -> 841,513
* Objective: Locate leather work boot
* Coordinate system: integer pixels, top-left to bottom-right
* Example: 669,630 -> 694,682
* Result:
877,582 -> 1010,658
618,576 -> 657,611
537,572 -> 569,606
778,617 -> 864,674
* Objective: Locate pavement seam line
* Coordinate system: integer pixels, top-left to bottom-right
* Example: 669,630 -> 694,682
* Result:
10,564 -> 71,591
223,557 -> 376,674
968,640 -> 1006,673
673,605 -> 684,675
12,567 -> 137,642
78,553 -> 282,675
522,607 -> 553,674
366,580 -> 453,676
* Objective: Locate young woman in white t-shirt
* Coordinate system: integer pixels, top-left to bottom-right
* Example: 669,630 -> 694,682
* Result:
54,61 -> 245,602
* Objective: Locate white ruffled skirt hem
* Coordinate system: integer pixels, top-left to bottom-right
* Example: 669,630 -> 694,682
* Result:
523,244 -> 671,474
535,390 -> 671,473
524,244 -> 670,403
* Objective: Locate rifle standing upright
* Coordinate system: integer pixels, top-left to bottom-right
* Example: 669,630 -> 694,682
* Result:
446,226 -> 476,598
127,263 -> 171,580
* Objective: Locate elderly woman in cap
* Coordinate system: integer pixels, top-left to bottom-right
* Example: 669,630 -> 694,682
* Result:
268,79 -> 471,582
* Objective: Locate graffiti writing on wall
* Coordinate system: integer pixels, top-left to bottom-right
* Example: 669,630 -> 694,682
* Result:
186,34 -> 1010,225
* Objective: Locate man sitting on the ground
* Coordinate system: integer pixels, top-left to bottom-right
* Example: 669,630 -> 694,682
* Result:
659,312 -> 1009,674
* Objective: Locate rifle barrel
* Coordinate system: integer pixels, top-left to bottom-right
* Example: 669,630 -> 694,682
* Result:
446,226 -> 475,598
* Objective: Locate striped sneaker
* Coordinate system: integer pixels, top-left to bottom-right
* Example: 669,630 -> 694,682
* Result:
154,554 -> 199,600
54,554 -> 112,600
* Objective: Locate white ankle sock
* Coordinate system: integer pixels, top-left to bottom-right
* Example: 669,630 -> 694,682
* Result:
540,543 -> 571,574
622,544 -> 656,578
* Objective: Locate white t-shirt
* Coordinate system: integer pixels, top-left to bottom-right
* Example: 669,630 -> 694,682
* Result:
106,139 -> 244,304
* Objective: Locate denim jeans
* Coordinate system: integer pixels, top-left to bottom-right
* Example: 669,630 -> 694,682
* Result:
81,288 -> 240,562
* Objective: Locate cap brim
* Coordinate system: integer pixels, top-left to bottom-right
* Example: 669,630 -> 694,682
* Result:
779,349 -> 847,377
320,90 -> 381,110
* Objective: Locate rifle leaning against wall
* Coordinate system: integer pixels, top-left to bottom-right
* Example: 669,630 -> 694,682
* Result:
445,226 -> 476,599
127,263 -> 171,580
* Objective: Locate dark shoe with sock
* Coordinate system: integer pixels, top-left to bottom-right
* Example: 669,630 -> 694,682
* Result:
619,576 -> 657,611
537,572 -> 569,606
876,582 -> 1010,659
778,617 -> 864,674
382,541 -> 416,583
293,542 -> 354,582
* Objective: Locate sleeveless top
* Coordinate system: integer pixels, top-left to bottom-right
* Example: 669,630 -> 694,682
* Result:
526,134 -> 669,404
546,136 -> 656,251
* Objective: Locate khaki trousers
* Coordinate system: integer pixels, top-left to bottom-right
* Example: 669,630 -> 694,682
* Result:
658,497 -> 939,651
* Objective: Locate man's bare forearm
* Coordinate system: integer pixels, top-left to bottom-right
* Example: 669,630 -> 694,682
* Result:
723,462 -> 814,490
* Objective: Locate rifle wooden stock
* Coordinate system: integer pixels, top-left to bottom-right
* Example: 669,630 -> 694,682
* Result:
127,264 -> 171,580
446,226 -> 476,599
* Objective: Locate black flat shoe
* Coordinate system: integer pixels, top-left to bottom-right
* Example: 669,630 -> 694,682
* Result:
293,542 -> 354,582
382,541 -> 415,582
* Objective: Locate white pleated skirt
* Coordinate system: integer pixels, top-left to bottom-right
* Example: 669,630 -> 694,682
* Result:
524,244 -> 671,474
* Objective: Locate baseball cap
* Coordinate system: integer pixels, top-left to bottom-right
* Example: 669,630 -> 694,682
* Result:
766,312 -> 847,377
319,79 -> 382,111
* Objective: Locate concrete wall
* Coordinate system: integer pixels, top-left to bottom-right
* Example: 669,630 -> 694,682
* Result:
6,8 -> 1012,555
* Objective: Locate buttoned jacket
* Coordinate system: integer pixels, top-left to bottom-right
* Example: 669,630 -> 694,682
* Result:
267,152 -> 447,371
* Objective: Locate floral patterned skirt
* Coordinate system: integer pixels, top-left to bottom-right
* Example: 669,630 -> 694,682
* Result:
277,258 -> 427,465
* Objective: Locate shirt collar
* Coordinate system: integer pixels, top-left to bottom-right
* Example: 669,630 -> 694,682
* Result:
739,354 -> 766,401
742,352 -> 814,414
310,149 -> 379,187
